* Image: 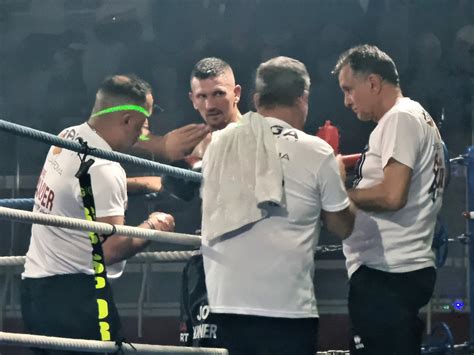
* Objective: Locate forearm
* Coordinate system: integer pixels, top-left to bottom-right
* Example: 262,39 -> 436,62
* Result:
103,220 -> 152,265
107,238 -> 150,266
132,135 -> 170,162
323,204 -> 356,240
348,184 -> 404,212
102,212 -> 174,265
127,176 -> 162,194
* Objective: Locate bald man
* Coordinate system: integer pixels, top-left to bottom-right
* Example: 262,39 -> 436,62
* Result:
21,74 -> 174,354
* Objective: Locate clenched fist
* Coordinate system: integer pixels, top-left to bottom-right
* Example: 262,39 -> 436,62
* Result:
145,212 -> 175,232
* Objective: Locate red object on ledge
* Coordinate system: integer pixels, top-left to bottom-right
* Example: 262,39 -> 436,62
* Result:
316,120 -> 361,169
316,120 -> 340,154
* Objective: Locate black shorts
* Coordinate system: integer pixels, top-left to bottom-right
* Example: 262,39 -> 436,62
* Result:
348,265 -> 436,355
21,273 -> 121,355
179,253 -> 319,354
211,313 -> 319,355
179,253 -> 218,347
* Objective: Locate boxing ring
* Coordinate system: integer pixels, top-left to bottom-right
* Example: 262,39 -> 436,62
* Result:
0,118 -> 473,354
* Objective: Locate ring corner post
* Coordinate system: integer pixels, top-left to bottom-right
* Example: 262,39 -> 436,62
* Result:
467,146 -> 474,345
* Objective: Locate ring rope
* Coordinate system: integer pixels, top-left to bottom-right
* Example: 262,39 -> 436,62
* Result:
0,247 -> 345,267
0,331 -> 228,354
0,256 -> 25,266
0,198 -> 34,209
0,207 -> 345,254
131,250 -> 199,262
0,196 -> 160,209
0,119 -> 201,182
0,206 -> 201,247
0,329 -> 468,354
0,251 -> 200,267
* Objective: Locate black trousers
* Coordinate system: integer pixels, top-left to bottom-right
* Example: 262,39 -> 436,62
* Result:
210,313 -> 319,355
21,274 -> 121,355
348,265 -> 436,355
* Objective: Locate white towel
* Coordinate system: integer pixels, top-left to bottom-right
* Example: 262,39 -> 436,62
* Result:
201,111 -> 285,242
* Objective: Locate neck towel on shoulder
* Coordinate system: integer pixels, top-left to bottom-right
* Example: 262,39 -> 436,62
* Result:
201,111 -> 285,242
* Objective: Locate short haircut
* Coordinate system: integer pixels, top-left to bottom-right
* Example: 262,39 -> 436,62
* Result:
190,57 -> 232,84
332,44 -> 400,86
98,74 -> 151,106
254,56 -> 310,108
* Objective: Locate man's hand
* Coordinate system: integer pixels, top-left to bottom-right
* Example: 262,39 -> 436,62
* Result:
146,212 -> 175,231
163,124 -> 209,162
132,123 -> 209,162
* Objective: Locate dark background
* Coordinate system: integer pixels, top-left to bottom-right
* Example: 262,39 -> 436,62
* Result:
0,0 -> 472,352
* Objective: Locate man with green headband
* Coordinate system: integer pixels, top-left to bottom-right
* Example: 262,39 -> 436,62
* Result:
21,74 -> 175,353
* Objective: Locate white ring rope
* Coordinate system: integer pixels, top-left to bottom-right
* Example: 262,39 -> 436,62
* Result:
132,250 -> 200,262
0,256 -> 25,266
0,251 -> 200,267
0,206 -> 201,247
0,331 -> 228,354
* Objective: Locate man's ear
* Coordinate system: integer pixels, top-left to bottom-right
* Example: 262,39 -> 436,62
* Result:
189,92 -> 197,109
296,93 -> 309,110
302,90 -> 309,103
368,74 -> 383,93
253,93 -> 260,109
122,113 -> 132,125
234,85 -> 242,103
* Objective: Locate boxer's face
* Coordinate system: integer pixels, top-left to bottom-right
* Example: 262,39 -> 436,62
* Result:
189,70 -> 241,131
338,65 -> 375,122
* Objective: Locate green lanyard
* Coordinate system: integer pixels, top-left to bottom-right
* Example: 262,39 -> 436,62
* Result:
75,139 -> 115,341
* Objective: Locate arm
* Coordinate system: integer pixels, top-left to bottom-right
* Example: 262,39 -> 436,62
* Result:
99,212 -> 175,265
133,124 -> 209,162
127,176 -> 162,195
319,153 -> 355,239
321,204 -> 355,240
131,134 -> 167,159
348,158 -> 412,212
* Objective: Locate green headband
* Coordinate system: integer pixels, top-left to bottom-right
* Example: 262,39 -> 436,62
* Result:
138,134 -> 151,142
91,104 -> 150,118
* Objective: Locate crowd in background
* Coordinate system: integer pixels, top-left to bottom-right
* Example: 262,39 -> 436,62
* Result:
0,0 -> 472,170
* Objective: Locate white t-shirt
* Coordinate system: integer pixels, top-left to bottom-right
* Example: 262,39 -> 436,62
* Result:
23,123 -> 127,278
202,117 -> 350,318
343,98 -> 445,277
